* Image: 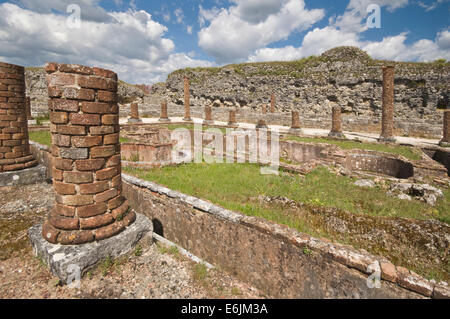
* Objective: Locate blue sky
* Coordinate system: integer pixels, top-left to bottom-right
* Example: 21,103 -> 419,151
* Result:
0,0 -> 448,83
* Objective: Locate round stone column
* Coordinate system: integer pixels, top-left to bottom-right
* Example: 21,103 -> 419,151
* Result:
159,100 -> 170,122
440,110 -> 450,147
0,62 -> 38,173
328,106 -> 345,139
291,111 -> 301,129
42,62 -> 135,245
204,105 -> 213,125
379,66 -> 396,143
183,76 -> 192,122
26,97 -> 33,120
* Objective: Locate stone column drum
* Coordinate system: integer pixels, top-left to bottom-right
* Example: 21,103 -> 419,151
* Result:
270,93 -> 276,113
228,109 -> 237,127
291,111 -> 301,129
0,62 -> 38,173
440,110 -> 450,147
204,105 -> 213,125
328,106 -> 345,139
262,104 -> 267,115
379,66 -> 396,143
159,100 -> 170,122
183,76 -> 192,122
43,63 -> 135,245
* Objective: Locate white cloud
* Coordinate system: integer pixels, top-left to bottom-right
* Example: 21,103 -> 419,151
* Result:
187,25 -> 193,34
418,0 -> 449,12
197,0 -> 325,63
0,3 -> 212,83
174,7 -> 184,24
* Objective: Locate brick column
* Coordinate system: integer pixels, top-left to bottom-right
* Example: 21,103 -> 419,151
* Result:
129,102 -> 142,123
183,76 -> 192,122
328,106 -> 345,139
0,62 -> 38,173
270,93 -> 276,113
158,100 -> 170,122
228,109 -> 237,127
291,111 -> 301,129
379,66 -> 396,143
26,97 -> 33,120
43,63 -> 135,245
440,110 -> 450,147
204,105 -> 213,125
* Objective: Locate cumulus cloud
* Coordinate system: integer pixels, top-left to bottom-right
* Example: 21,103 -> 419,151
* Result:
197,0 -> 325,63
0,3 -> 212,83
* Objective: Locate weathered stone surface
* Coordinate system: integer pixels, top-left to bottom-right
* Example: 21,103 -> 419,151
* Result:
0,164 -> 46,186
28,212 -> 152,284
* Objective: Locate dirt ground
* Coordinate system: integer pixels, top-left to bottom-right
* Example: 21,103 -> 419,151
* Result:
0,183 -> 266,299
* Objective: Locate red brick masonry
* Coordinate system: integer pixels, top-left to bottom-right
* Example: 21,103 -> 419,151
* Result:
0,62 -> 38,172
42,63 -> 135,245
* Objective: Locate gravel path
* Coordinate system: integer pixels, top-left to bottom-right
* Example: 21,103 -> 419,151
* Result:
0,183 -> 265,299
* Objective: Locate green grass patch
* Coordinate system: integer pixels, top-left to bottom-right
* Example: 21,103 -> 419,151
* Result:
283,135 -> 422,161
28,130 -> 51,147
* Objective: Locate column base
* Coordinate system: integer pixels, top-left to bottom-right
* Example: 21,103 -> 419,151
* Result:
256,121 -> 268,129
203,120 -> 214,126
289,128 -> 302,135
378,136 -> 397,143
183,117 -> 193,122
439,140 -> 450,148
28,212 -> 152,285
228,122 -> 238,128
127,118 -> 142,123
158,117 -> 171,123
328,131 -> 346,139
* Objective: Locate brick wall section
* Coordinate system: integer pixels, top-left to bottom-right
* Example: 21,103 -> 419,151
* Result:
441,110 -> 449,145
183,76 -> 191,121
291,110 -> 301,129
42,63 -> 135,245
0,62 -> 38,173
130,102 -> 139,120
270,93 -> 276,113
380,66 -> 395,140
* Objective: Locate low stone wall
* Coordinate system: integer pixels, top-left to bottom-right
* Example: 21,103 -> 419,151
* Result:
121,142 -> 172,167
122,174 -> 449,299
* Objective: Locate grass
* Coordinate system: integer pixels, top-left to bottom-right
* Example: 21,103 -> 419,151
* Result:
283,135 -> 422,161
28,130 -> 51,147
123,163 -> 449,226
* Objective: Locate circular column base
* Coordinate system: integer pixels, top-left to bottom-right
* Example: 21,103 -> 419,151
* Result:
378,136 -> 397,143
439,140 -> 450,148
127,118 -> 142,123
183,117 -> 193,122
203,120 -> 214,126
0,155 -> 38,174
158,117 -> 171,123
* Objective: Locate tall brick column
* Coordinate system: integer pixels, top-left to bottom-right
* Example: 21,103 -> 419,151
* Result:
43,63 -> 135,245
291,111 -> 301,129
183,76 -> 192,122
204,105 -> 213,125
228,109 -> 237,128
128,102 -> 142,123
328,106 -> 345,139
270,93 -> 276,113
440,110 -> 450,147
0,62 -> 38,173
379,66 -> 396,143
159,100 -> 170,122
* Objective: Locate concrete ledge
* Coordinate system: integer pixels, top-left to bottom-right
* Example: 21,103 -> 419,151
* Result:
127,118 -> 143,123
0,164 -> 46,187
28,212 -> 152,284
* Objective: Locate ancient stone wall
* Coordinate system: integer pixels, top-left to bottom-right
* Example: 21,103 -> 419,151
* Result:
0,62 -> 37,172
42,63 -> 135,245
